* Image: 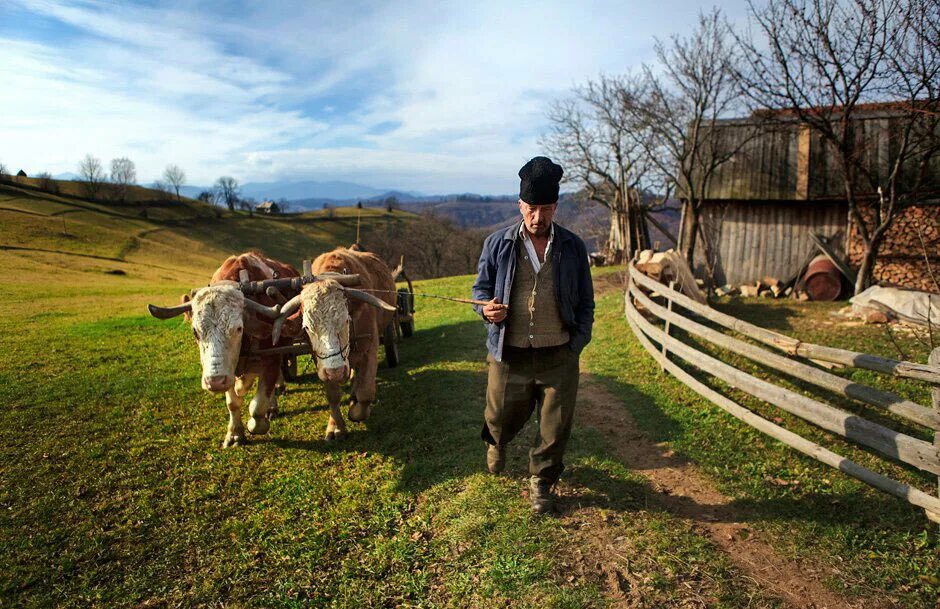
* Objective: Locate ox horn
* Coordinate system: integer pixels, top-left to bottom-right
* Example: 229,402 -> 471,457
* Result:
271,294 -> 303,344
343,288 -> 397,312
148,302 -> 192,319
244,298 -> 281,320
317,272 -> 361,287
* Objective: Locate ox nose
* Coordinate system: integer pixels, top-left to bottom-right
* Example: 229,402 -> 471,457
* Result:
203,375 -> 234,392
320,365 -> 348,383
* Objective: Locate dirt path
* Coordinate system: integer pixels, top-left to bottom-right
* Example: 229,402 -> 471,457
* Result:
569,375 -> 885,609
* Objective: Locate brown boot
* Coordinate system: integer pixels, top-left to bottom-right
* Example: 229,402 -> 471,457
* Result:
486,444 -> 505,474
528,476 -> 555,514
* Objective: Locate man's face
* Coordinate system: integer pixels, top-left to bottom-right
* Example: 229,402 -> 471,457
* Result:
518,199 -> 557,236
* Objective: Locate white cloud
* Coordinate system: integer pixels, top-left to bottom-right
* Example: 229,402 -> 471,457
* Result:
0,0 -> 751,192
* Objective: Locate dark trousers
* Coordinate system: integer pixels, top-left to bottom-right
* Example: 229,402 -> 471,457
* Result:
481,344 -> 580,482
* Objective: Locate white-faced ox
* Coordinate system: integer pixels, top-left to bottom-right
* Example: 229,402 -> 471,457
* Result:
148,252 -> 301,447
273,248 -> 398,441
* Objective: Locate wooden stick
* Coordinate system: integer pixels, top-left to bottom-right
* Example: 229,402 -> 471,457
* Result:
624,290 -> 940,518
630,283 -> 940,430
627,285 -> 940,476
629,264 -> 940,384
355,288 -> 504,308
433,295 -> 503,307
932,348 -> 940,524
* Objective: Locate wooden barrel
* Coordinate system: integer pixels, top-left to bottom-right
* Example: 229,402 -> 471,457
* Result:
804,255 -> 842,301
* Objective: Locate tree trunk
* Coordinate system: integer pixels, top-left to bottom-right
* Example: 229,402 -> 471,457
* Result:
854,245 -> 877,296
680,201 -> 700,266
607,206 -> 631,264
853,225 -> 890,296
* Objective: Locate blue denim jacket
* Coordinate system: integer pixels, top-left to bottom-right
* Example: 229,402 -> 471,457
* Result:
472,221 -> 595,361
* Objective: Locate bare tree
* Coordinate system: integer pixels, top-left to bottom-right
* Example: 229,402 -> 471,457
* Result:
110,157 -> 137,203
35,172 -> 58,194
239,197 -> 256,217
736,0 -> 939,294
0,162 -> 8,178
543,74 -> 659,262
78,154 -> 105,199
152,179 -> 173,201
639,8 -> 750,268
197,190 -> 215,205
366,211 -> 480,279
162,165 -> 185,201
278,197 -> 291,213
214,176 -> 240,211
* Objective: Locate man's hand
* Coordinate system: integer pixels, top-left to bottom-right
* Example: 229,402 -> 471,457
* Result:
483,298 -> 508,323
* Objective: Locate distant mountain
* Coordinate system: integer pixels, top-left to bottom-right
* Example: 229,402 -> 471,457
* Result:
54,172 -> 81,180
241,180 -> 404,202
175,180 -> 423,206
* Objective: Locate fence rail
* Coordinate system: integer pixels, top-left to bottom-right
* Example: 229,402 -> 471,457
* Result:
624,262 -> 940,522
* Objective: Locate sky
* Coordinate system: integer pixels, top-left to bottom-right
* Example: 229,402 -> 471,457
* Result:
0,0 -> 750,194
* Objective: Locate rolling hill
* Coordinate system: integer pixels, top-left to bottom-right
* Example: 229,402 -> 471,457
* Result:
0,178 -> 415,285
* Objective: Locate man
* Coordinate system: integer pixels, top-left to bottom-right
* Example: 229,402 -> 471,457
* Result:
472,156 -> 595,514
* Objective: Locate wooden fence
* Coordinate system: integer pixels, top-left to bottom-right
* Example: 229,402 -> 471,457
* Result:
624,262 -> 940,522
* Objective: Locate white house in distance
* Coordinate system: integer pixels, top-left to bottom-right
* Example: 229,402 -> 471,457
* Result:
255,200 -> 280,214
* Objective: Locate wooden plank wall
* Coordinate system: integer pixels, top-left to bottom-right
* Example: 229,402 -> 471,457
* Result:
694,201 -> 847,286
706,114 -> 940,200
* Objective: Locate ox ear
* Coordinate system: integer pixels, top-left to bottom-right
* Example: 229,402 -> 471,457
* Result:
343,288 -> 397,312
181,292 -> 193,322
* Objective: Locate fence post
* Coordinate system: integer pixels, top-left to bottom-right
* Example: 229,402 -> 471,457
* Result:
660,281 -> 676,372
931,347 -> 940,525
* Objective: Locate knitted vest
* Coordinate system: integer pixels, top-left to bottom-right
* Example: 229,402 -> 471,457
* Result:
504,241 -> 570,348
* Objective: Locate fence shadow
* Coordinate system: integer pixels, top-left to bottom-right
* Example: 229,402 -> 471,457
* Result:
586,362 -> 935,535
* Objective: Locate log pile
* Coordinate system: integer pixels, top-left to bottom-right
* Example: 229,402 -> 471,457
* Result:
634,249 -> 707,304
730,277 -> 793,299
847,203 -> 940,293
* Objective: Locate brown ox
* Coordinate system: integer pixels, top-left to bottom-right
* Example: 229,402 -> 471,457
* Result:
148,252 -> 302,447
274,248 -> 397,441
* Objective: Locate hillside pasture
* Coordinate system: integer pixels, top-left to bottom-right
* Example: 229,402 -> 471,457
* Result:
1,188 -> 937,607
0,183 -> 410,273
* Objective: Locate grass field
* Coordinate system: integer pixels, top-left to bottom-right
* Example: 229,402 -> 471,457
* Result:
1,187 -> 938,607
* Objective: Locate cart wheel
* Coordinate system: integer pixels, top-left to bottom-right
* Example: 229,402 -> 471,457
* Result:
384,322 -> 399,368
282,355 -> 298,382
397,288 -> 414,337
400,318 -> 414,338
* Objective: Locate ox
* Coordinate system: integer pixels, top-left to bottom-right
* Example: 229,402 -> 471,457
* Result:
273,248 -> 397,441
148,252 -> 302,447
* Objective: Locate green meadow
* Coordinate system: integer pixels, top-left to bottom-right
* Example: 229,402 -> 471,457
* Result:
1,183 -> 937,607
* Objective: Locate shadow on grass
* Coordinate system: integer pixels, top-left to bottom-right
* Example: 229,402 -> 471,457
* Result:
264,319 -> 491,491
712,299 -> 801,332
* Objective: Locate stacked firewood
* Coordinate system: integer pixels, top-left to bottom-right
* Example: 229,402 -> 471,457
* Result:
634,249 -> 708,304
846,204 -> 940,292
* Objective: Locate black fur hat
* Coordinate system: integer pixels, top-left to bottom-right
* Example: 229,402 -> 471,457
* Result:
518,156 -> 563,205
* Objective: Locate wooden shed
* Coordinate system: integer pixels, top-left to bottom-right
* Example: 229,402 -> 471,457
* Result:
685,105 -> 940,292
